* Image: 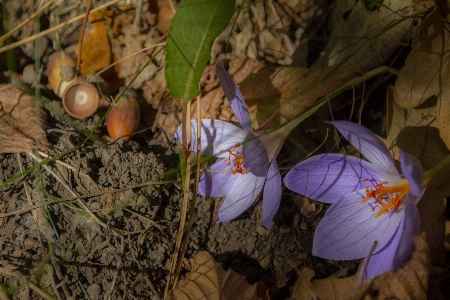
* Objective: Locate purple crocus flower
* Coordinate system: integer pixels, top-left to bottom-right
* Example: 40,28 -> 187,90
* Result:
284,121 -> 424,281
175,65 -> 293,229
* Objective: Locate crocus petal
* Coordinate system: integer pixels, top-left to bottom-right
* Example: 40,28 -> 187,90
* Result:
393,197 -> 420,270
216,64 -> 253,133
262,160 -> 282,229
174,119 -> 247,157
312,190 -> 404,260
243,133 -> 269,177
330,121 -> 398,175
198,158 -> 239,197
217,172 -> 265,223
359,216 -> 404,282
399,149 -> 425,198
284,153 -> 396,203
360,199 -> 419,282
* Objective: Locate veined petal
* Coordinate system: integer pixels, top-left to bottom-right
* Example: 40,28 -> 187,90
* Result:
217,172 -> 265,223
174,119 -> 247,157
258,130 -> 286,162
359,217 -> 403,282
393,197 -> 420,270
330,121 -> 398,175
216,64 -> 253,133
312,190 -> 404,260
198,158 -> 239,197
243,133 -> 269,177
284,153 -> 395,203
262,160 -> 282,229
360,198 -> 419,282
399,149 -> 425,198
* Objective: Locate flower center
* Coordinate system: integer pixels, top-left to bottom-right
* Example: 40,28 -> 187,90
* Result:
221,143 -> 246,175
360,179 -> 410,218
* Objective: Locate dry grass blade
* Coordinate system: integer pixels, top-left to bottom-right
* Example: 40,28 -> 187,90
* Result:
0,0 -> 122,54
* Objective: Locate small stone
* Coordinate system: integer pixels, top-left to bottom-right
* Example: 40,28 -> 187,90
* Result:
256,225 -> 268,236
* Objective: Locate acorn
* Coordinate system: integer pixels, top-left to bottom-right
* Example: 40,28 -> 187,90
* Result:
106,90 -> 140,141
62,80 -> 100,118
47,50 -> 77,97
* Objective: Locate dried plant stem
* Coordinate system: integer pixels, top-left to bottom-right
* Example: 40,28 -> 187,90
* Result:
76,0 -> 92,74
26,151 -> 119,235
0,0 -> 54,45
173,95 -> 202,289
0,267 -> 53,300
37,150 -> 99,188
0,0 -> 122,54
0,178 -> 171,218
95,42 -> 165,77
15,154 -> 65,299
165,100 -> 193,297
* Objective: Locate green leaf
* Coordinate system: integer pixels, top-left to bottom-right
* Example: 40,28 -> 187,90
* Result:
165,0 -> 235,101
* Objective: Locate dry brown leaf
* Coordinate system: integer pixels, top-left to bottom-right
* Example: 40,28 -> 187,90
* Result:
0,84 -> 48,154
239,64 -> 364,129
393,4 -> 450,148
291,234 -> 431,300
154,57 -> 363,134
167,251 -> 265,300
383,87 -> 447,252
76,11 -> 113,76
314,0 -> 413,69
394,6 -> 450,109
292,194 -> 316,216
413,0 -> 436,12
155,0 -> 177,35
377,233 -> 431,300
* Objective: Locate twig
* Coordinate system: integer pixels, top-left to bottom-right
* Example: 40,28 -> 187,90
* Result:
95,42 -> 165,76
76,0 -> 92,74
37,150 -> 101,190
15,153 -> 65,299
26,151 -> 119,235
0,0 -> 54,45
172,95 -> 202,289
0,178 -> 171,218
165,100 -> 193,297
0,267 -> 53,300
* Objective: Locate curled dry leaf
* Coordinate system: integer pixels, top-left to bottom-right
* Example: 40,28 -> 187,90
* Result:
155,0 -> 177,35
393,5 -> 450,148
314,0 -> 413,69
239,64 -> 364,129
384,87 -> 447,252
76,11 -> 113,76
167,251 -> 266,300
153,56 -> 363,134
394,6 -> 450,109
0,84 -> 48,154
291,233 -> 431,300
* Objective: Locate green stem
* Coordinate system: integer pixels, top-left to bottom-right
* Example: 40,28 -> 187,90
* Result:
424,153 -> 450,184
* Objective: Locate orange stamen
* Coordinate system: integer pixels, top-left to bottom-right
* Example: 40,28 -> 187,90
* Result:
220,143 -> 246,174
361,179 -> 410,218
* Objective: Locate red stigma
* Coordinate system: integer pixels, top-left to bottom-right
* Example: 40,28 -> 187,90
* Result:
361,179 -> 408,217
221,143 -> 246,174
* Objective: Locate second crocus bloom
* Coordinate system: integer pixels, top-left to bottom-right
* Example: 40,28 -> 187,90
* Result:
175,65 -> 294,228
284,121 -> 425,282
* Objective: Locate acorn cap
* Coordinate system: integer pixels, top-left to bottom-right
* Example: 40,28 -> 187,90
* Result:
62,81 -> 100,118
